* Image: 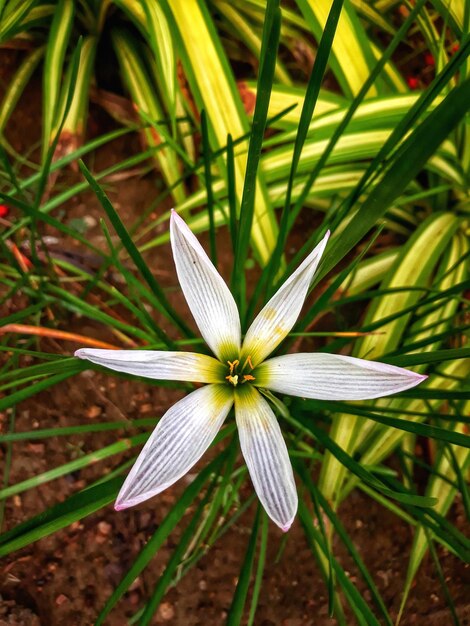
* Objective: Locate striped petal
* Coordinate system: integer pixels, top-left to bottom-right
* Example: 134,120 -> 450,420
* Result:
115,384 -> 233,509
235,385 -> 297,531
241,232 -> 329,366
75,348 -> 225,383
256,353 -> 427,400
170,210 -> 241,362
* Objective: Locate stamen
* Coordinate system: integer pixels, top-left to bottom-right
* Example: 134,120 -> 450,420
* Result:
227,359 -> 239,375
242,374 -> 255,384
243,355 -> 254,371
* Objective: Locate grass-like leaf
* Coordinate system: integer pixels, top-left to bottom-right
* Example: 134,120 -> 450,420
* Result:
233,0 -> 281,312
0,477 -> 123,556
320,76 -> 470,279
226,506 -> 261,626
78,160 -> 192,341
95,451 -> 227,625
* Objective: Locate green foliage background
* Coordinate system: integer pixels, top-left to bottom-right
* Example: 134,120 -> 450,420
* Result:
0,0 -> 469,623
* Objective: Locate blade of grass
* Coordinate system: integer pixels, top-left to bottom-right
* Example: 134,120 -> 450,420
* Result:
299,401 -> 470,449
247,511 -> 268,626
35,37 -> 82,209
0,370 -> 80,412
138,478 -> 219,626
227,133 -> 238,255
232,0 -> 281,312
162,0 -> 279,264
0,0 -> 37,43
298,499 -> 380,625
0,324 -> 120,350
201,109 -> 217,265
297,462 -> 393,626
41,0 -> 74,163
291,414 -> 437,508
0,434 -> 148,501
281,0 -> 427,255
258,0 -> 344,303
95,451 -> 227,625
0,476 -> 123,556
226,505 -> 261,626
78,160 -> 192,342
0,419 -> 157,442
319,77 -> 470,280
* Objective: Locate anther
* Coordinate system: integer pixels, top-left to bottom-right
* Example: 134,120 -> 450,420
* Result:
242,374 -> 255,384
243,355 -> 254,371
227,359 -> 239,375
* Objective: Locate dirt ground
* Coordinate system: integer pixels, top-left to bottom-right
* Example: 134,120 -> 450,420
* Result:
2,375 -> 469,626
1,50 -> 469,626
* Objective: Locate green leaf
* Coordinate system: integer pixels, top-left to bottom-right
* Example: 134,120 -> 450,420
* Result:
226,506 -> 260,626
95,452 -> 227,624
297,463 -> 393,626
0,370 -> 79,412
201,109 -> 217,265
298,500 -> 381,625
385,348 -> 470,367
161,0 -> 279,265
320,76 -> 470,280
296,0 -> 383,98
0,0 -> 38,43
233,0 -> 281,311
0,477 -> 123,556
0,46 -> 44,134
253,0 -> 344,314
0,419 -> 157,442
138,480 -> 218,626
41,0 -> 74,162
302,419 -> 437,508
247,512 -> 268,626
78,160 -> 191,342
0,434 -> 148,501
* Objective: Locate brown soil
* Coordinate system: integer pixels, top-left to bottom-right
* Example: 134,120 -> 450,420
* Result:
1,50 -> 469,626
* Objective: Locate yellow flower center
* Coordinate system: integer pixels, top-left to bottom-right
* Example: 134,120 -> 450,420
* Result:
225,356 -> 255,387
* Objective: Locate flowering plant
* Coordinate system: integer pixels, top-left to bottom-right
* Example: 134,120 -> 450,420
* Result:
76,211 -> 426,530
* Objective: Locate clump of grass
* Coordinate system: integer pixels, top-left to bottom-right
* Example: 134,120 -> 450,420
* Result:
0,0 -> 469,623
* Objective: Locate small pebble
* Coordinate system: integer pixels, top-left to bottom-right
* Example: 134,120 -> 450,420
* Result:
55,594 -> 68,606
98,521 -> 112,536
83,215 -> 97,228
159,602 -> 175,621
86,405 -> 102,419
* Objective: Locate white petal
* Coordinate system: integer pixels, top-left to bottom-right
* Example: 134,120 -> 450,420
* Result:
256,353 -> 427,400
170,210 -> 241,362
115,384 -> 233,509
235,386 -> 297,531
241,231 -> 330,366
75,348 -> 224,384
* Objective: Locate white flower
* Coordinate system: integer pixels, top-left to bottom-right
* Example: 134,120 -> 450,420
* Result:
75,211 -> 426,531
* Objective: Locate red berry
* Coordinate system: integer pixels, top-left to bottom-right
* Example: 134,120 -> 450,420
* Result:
407,76 -> 419,89
0,204 -> 9,218
424,53 -> 435,66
